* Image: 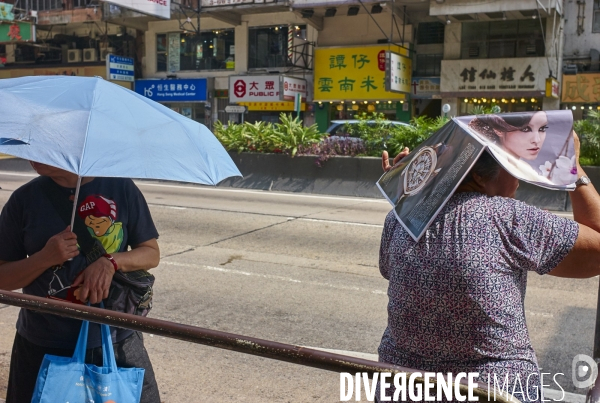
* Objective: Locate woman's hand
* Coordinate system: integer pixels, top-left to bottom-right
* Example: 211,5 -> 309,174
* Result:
382,148 -> 410,172
72,257 -> 114,304
37,226 -> 79,267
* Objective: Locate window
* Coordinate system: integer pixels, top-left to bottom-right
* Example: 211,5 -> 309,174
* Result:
461,19 -> 546,59
156,29 -> 234,72
248,25 -> 306,69
415,54 -> 442,76
593,0 -> 600,33
417,22 -> 445,45
24,0 -> 63,11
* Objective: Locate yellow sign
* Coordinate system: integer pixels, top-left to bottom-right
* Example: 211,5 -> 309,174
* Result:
545,77 -> 559,98
238,101 -> 306,111
0,65 -> 132,89
561,73 -> 600,103
314,44 -> 410,102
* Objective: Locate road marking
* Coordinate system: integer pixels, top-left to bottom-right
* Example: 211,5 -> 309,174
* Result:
160,261 -> 387,295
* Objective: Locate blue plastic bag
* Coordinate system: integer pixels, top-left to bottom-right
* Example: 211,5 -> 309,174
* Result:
31,318 -> 145,403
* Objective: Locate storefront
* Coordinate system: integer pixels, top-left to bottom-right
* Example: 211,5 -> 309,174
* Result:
561,73 -> 600,120
134,78 -> 212,127
312,44 -> 411,132
228,75 -> 308,123
410,77 -> 441,118
440,58 -> 556,115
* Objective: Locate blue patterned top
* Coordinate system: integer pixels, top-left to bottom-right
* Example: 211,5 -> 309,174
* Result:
378,192 -> 578,402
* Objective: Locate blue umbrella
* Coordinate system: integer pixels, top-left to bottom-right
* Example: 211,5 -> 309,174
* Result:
0,75 -> 241,225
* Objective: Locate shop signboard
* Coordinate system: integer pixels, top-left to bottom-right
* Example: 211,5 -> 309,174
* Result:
0,21 -> 35,43
561,73 -> 600,103
106,54 -> 134,83
134,79 -> 208,102
238,101 -> 306,111
104,0 -> 170,19
385,51 -> 412,94
410,77 -> 441,99
229,75 -> 282,103
0,3 -> 15,21
314,45 -> 410,102
280,76 -> 308,101
545,77 -> 559,99
440,58 -> 549,94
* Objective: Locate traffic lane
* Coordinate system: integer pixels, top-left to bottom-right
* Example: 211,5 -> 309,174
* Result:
151,205 -> 384,270
138,181 -> 392,226
153,250 -> 388,352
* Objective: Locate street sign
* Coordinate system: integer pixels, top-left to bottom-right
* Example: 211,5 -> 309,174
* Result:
225,105 -> 248,114
106,54 -> 134,83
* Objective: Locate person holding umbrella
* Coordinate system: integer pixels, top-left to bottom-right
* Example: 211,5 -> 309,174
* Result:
0,76 -> 241,403
0,161 -> 161,403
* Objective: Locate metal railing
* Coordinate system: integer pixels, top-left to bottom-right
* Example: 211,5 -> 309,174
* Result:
0,289 -> 517,403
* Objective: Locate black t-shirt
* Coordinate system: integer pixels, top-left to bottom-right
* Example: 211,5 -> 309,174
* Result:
0,176 -> 159,349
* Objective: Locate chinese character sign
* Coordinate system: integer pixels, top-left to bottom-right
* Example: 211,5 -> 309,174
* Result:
0,21 -> 34,43
440,58 -> 548,93
385,51 -> 412,94
229,75 -> 284,102
280,76 -> 308,101
314,45 -> 410,101
561,74 -> 600,103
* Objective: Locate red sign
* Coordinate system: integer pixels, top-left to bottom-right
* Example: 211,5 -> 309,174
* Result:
377,50 -> 386,72
233,79 -> 246,98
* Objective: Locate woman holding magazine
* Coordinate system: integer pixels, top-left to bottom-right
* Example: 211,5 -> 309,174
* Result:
378,137 -> 600,402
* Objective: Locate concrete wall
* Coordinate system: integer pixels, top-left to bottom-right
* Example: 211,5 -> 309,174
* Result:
317,11 -> 412,47
1,156 -> 597,211
563,0 -> 600,59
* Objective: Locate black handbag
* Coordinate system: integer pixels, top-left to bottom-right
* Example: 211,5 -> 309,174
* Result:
39,176 -> 154,316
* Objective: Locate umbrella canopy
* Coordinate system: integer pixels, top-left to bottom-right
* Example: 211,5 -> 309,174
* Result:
0,75 -> 241,185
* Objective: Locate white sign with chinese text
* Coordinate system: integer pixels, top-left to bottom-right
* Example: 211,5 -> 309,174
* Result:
104,0 -> 170,19
385,51 -> 411,94
440,58 -> 549,94
280,76 -> 308,101
229,75 -> 282,102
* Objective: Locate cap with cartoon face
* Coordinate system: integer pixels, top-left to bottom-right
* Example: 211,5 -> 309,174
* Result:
78,195 -> 117,237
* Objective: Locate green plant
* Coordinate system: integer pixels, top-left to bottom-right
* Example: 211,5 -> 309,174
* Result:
213,120 -> 251,153
575,110 -> 600,166
386,115 -> 449,157
273,113 -> 325,156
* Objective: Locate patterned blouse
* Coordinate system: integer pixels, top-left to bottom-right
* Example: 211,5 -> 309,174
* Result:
377,192 -> 578,403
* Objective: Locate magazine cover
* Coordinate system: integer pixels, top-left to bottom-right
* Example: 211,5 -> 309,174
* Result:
377,110 -> 577,241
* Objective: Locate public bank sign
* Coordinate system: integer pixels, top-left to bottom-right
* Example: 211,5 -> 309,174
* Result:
135,78 -> 208,102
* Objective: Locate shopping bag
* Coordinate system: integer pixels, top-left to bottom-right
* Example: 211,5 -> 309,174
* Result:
32,316 -> 145,403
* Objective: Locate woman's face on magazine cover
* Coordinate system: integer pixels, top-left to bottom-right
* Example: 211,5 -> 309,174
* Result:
496,111 -> 548,160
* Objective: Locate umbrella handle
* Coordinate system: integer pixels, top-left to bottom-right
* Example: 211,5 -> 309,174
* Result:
69,176 -> 82,231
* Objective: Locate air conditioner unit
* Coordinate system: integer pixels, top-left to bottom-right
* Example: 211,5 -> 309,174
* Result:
83,48 -> 97,62
100,47 -> 115,61
67,49 -> 82,63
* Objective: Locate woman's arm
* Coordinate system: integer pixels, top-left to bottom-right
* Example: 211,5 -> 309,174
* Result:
71,238 -> 160,304
549,132 -> 600,278
0,226 -> 79,290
